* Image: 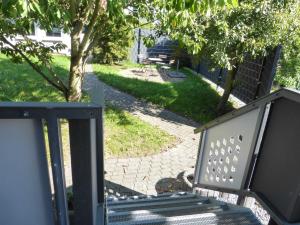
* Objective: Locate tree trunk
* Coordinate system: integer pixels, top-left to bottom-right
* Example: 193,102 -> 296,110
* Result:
66,1 -> 104,101
217,65 -> 239,114
68,27 -> 84,102
68,58 -> 83,101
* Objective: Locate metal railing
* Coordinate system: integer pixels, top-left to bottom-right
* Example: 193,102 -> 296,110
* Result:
194,88 -> 300,225
2,88 -> 300,225
0,102 -> 104,225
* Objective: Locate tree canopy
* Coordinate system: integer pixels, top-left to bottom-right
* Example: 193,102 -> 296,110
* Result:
0,0 -> 236,101
1,0 -> 299,113
92,11 -> 134,64
155,0 -> 299,70
151,0 -> 300,112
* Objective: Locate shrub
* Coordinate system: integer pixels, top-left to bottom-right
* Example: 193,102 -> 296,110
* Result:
275,36 -> 300,89
92,14 -> 133,64
275,57 -> 300,88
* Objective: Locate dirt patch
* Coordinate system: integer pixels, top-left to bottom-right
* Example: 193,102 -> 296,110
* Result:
119,67 -> 186,83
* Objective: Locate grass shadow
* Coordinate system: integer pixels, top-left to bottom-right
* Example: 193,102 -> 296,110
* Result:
104,105 -> 177,157
0,54 -> 70,102
105,104 -> 133,126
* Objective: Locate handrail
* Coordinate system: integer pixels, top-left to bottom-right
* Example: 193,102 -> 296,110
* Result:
194,88 -> 300,134
0,101 -> 101,108
193,87 -> 300,225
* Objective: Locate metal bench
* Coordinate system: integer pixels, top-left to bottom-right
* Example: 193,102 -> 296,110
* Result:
1,88 -> 300,225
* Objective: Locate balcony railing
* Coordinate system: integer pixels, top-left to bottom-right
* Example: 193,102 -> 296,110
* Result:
0,102 -> 104,225
1,88 -> 300,225
194,88 -> 300,225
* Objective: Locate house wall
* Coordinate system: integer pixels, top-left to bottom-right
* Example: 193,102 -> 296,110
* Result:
11,23 -> 71,55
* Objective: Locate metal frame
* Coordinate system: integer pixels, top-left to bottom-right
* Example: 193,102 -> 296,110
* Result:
196,46 -> 282,103
249,192 -> 300,225
194,88 -> 300,225
193,130 -> 207,187
0,102 -> 105,225
193,102 -> 269,195
195,88 -> 300,134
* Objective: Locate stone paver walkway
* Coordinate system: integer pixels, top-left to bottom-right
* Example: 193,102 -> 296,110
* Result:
83,64 -> 201,196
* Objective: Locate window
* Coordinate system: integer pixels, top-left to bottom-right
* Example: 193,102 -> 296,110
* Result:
46,27 -> 61,37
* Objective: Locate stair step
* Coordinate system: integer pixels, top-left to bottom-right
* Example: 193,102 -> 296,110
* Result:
107,192 -> 197,206
106,193 -> 262,225
108,196 -> 207,211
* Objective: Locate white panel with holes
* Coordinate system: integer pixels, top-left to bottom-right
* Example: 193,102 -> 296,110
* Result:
196,108 -> 261,190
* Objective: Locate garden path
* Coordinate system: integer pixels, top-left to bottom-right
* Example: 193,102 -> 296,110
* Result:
83,63 -> 201,196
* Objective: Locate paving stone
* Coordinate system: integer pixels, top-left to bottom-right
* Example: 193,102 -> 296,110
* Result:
81,64 -> 201,197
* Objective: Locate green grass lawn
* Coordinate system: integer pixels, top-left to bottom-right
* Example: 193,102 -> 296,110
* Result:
0,54 -> 176,157
93,63 -> 233,123
105,106 -> 176,157
0,54 -> 68,102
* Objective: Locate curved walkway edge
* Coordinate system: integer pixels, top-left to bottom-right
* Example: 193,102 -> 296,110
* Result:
83,64 -> 201,196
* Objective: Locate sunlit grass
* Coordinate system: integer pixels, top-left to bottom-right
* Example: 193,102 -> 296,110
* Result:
0,54 -> 68,102
0,54 -> 176,157
104,106 -> 177,157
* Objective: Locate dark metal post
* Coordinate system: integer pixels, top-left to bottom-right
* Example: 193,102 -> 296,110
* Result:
216,68 -> 223,90
268,218 -> 279,225
236,194 -> 246,206
256,45 -> 282,98
96,110 -> 105,203
47,115 -> 70,225
137,28 -> 141,63
69,119 -> 100,225
265,45 -> 282,92
197,62 -> 201,74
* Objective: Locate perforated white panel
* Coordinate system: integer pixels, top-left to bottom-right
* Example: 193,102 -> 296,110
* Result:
195,108 -> 262,191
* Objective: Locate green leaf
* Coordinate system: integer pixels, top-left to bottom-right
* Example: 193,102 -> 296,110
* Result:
218,0 -> 226,7
175,0 -> 183,11
227,0 -> 238,7
30,1 -> 42,14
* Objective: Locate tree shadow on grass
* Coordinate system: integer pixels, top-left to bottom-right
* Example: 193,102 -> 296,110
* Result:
0,56 -> 69,102
105,105 -> 134,126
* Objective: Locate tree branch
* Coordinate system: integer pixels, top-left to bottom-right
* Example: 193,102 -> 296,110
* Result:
43,62 -> 69,92
83,36 -> 97,59
22,36 -> 70,92
78,0 -> 103,58
70,0 -> 77,20
80,0 -> 94,23
0,36 -> 68,95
